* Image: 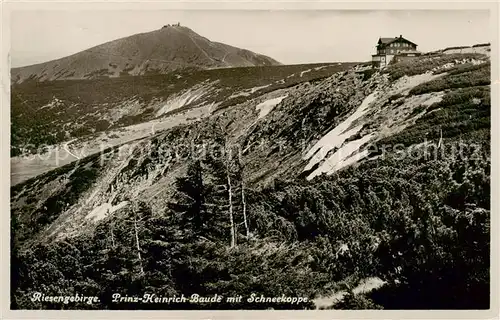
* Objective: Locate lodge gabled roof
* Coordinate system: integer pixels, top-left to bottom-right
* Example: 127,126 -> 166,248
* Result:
377,35 -> 418,47
379,37 -> 397,44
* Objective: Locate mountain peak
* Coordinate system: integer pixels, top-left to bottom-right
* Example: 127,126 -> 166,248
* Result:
11,26 -> 281,83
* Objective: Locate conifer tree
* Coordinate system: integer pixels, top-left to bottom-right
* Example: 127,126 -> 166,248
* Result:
168,160 -> 207,238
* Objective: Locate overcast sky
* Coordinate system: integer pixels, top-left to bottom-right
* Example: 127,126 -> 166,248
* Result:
11,10 -> 490,68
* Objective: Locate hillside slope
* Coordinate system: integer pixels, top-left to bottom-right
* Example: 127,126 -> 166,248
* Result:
11,62 -> 358,185
11,25 -> 281,83
11,50 -> 491,310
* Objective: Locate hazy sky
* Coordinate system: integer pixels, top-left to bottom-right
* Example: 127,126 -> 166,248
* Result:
11,10 -> 490,67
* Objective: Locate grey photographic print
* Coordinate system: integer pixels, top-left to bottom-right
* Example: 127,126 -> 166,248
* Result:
7,4 -> 494,314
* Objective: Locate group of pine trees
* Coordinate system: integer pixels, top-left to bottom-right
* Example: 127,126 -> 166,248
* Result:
169,125 -> 250,247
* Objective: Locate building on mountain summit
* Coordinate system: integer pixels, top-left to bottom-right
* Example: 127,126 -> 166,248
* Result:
162,23 -> 181,28
371,35 -> 421,69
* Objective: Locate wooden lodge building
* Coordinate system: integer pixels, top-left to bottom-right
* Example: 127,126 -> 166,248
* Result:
372,35 -> 421,69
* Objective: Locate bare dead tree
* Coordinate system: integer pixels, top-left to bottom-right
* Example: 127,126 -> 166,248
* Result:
438,128 -> 443,149
110,224 -> 115,248
132,205 -> 145,276
218,121 -> 237,248
241,180 -> 249,238
225,153 -> 236,248
238,155 -> 249,238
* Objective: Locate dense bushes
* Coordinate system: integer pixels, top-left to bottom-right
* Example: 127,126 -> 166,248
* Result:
409,63 -> 490,95
383,53 -> 487,80
443,45 -> 470,51
11,133 -> 490,309
472,43 -> 490,48
434,61 -> 490,75
375,62 -> 490,150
